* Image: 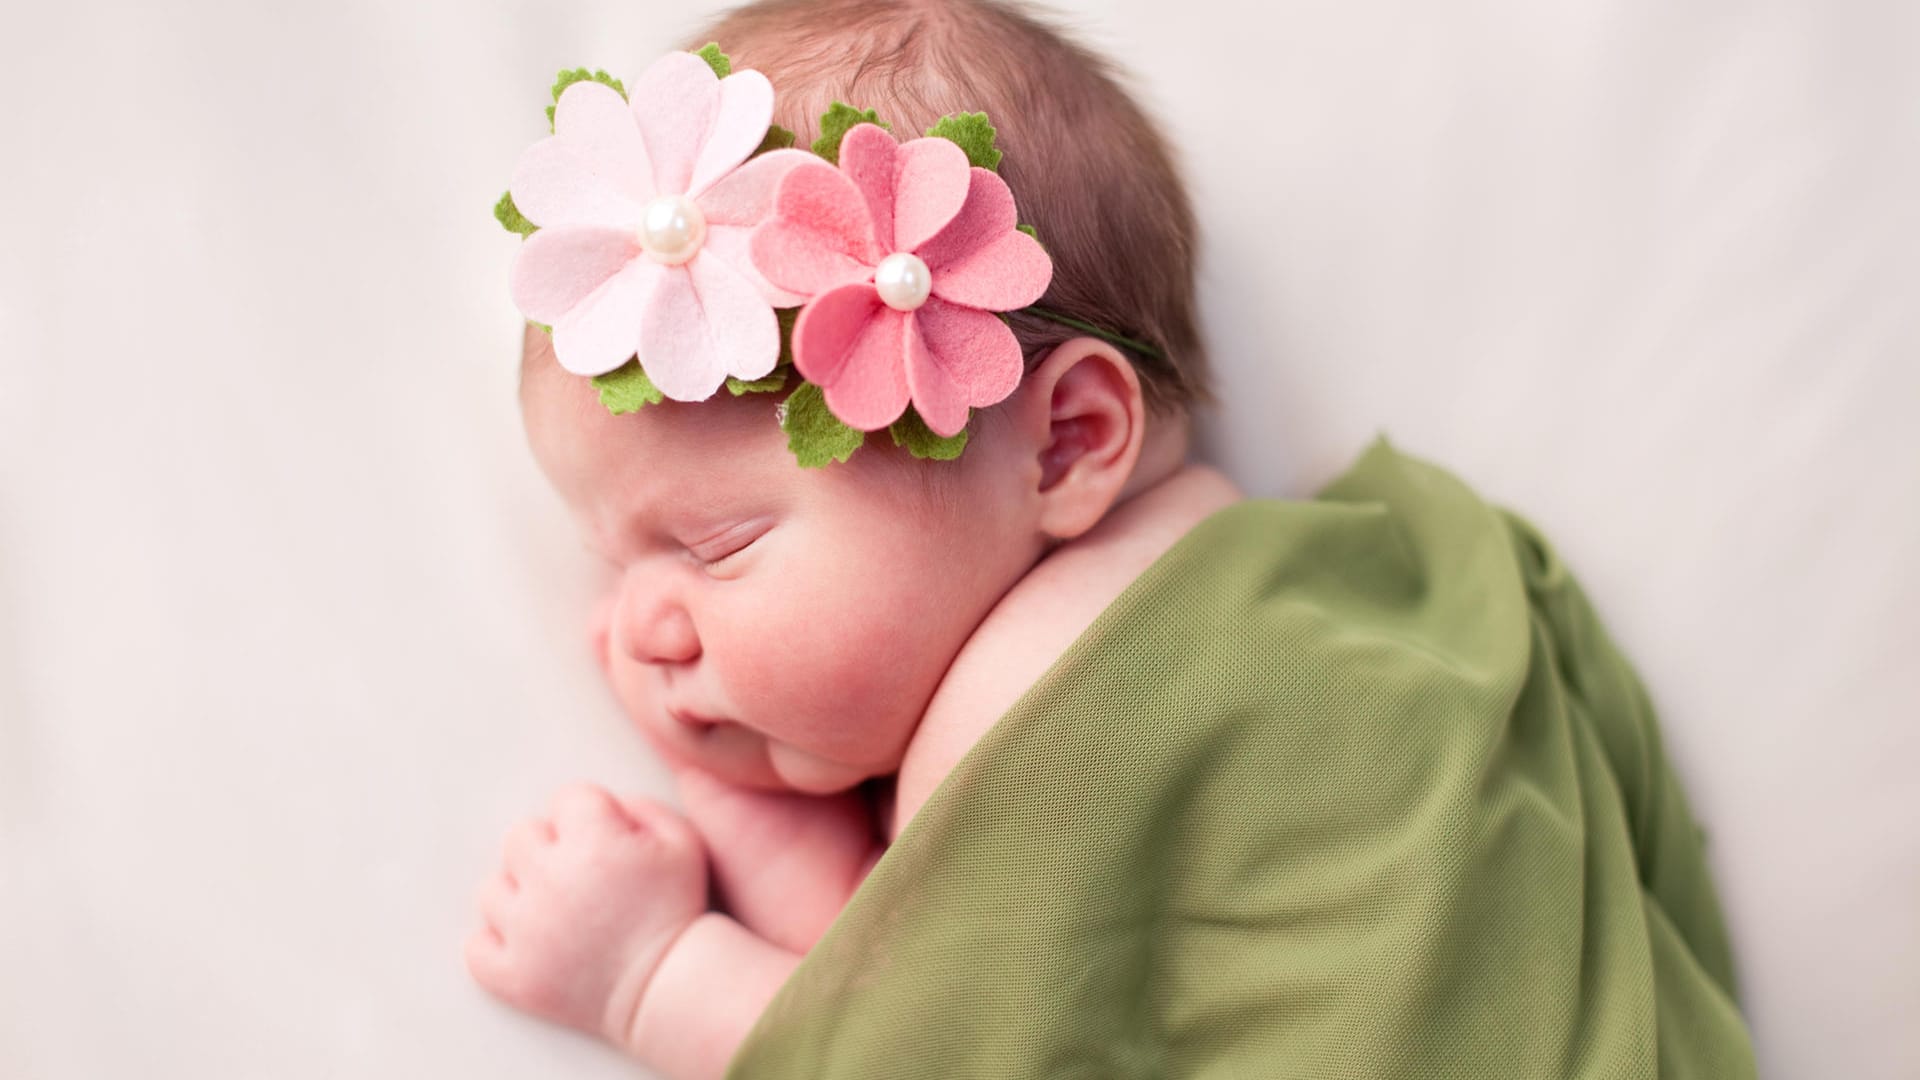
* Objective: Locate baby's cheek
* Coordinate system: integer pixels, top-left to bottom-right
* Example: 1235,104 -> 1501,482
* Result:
784,622 -> 935,762
717,547 -> 948,760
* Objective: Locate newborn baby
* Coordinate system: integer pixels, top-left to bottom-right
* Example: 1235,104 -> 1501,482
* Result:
489,307 -> 1232,1074
467,3 -> 1754,1078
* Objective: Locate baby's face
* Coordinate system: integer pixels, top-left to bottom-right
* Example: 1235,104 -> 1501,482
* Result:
520,340 -> 1046,794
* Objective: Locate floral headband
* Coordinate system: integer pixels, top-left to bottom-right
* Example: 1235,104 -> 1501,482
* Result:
494,43 -> 1163,466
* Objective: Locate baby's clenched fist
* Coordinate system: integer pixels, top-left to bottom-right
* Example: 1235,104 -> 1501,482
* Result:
466,783 -> 709,1043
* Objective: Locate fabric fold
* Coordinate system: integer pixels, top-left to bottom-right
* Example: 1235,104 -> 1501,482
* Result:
727,437 -> 1753,1080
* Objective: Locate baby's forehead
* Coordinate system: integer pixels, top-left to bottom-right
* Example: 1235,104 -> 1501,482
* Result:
523,358 -> 772,471
517,328 -> 973,524
518,349 -> 794,499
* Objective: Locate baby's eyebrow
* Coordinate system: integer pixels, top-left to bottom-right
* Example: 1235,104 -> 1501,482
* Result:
600,482 -> 740,551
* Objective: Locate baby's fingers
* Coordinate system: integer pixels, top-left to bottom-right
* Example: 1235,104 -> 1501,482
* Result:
463,920 -> 510,991
612,795 -> 702,851
475,871 -> 518,928
464,920 -> 568,1023
501,818 -> 555,872
549,782 -> 637,836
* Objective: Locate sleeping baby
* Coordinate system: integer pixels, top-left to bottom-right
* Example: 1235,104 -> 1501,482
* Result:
466,2 -> 1757,1078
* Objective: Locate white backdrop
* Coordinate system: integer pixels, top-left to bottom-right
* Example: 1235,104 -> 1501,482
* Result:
2,1 -> 1914,1076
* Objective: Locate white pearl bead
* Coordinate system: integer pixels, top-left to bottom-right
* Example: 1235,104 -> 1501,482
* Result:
638,195 -> 706,265
874,252 -> 933,311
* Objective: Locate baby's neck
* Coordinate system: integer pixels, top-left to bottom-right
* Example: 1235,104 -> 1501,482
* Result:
888,458 -> 1244,839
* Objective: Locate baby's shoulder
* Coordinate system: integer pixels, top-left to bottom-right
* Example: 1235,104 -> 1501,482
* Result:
891,465 -> 1243,836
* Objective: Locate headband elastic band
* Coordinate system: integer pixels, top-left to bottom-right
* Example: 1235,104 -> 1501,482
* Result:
1018,305 -> 1166,362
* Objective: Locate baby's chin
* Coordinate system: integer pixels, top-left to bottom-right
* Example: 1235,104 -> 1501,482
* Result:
659,721 -> 883,796
766,741 -> 879,796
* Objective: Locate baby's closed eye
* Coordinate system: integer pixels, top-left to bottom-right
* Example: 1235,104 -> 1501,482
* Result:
686,519 -> 773,570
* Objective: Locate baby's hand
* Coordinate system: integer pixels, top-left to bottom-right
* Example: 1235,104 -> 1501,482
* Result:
465,783 -> 708,1044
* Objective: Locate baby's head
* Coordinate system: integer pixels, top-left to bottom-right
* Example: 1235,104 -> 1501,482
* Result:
519,0 -> 1209,794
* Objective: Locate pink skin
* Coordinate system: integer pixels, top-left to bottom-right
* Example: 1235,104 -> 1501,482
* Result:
522,332 -> 1047,797
462,322 -> 1214,1078
466,328 -> 1054,1076
466,784 -> 708,1043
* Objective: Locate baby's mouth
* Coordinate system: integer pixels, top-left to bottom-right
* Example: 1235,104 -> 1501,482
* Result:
667,709 -> 723,732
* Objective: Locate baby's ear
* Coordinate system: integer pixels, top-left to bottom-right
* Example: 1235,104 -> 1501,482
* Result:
1012,336 -> 1147,542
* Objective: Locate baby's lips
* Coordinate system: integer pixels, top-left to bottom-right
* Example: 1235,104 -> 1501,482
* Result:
667,707 -> 723,731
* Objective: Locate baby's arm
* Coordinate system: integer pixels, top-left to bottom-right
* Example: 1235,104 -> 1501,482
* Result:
672,766 -> 886,955
466,784 -> 805,1080
619,912 -> 804,1079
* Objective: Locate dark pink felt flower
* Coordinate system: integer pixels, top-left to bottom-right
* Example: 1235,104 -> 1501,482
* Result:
748,123 -> 1052,436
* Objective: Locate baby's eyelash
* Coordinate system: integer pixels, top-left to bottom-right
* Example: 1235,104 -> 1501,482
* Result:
687,518 -> 768,564
698,537 -> 752,563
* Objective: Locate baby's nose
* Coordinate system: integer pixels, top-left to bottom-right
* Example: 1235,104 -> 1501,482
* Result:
631,607 -> 700,665
615,578 -> 701,666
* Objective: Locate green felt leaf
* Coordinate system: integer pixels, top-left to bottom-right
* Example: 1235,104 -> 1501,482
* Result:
694,42 -> 731,79
812,103 -> 890,164
1016,222 -> 1039,244
775,306 -> 798,366
781,382 -> 866,467
593,360 -> 663,414
494,190 -> 537,237
726,369 -> 789,396
889,407 -> 970,460
754,122 -> 798,157
531,321 -> 552,335
547,68 -> 627,130
925,112 -> 1003,171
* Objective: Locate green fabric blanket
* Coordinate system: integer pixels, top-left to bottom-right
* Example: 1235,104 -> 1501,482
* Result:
728,437 -> 1755,1079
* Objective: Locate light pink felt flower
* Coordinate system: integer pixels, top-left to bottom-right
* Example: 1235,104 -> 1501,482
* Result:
506,52 -> 816,398
748,123 -> 1053,436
